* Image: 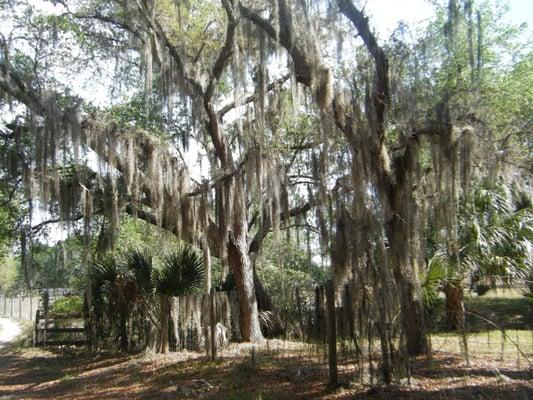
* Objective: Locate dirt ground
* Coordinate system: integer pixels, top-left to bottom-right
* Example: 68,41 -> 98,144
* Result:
0,339 -> 531,400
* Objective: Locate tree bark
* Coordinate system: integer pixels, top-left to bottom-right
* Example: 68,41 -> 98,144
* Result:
399,280 -> 428,355
444,282 -> 465,331
118,307 -> 128,352
388,215 -> 429,356
227,236 -> 263,341
159,294 -> 170,353
253,268 -> 285,337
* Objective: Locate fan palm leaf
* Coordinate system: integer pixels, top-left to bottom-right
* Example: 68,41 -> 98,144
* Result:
155,245 -> 204,297
123,248 -> 154,295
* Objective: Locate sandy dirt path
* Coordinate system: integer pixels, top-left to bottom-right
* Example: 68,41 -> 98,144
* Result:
0,318 -> 21,348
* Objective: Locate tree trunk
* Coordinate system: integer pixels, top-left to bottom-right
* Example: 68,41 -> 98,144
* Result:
444,281 -> 465,331
253,268 -> 285,337
399,279 -> 428,355
388,216 -> 429,356
228,236 -> 263,342
119,307 -> 128,352
159,294 -> 170,353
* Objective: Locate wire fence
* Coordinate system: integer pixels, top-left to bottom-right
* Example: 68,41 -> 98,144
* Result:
0,288 -> 80,321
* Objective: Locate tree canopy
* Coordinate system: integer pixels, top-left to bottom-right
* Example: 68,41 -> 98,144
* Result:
0,0 -> 530,382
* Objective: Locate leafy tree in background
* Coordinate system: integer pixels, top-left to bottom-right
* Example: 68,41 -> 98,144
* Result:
0,0 -> 531,382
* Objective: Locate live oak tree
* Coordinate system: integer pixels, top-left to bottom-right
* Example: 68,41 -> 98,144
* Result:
0,0 -> 530,382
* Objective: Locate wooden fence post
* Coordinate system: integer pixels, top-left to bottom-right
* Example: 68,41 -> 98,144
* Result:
210,287 -> 217,361
295,287 -> 304,340
315,286 -> 326,343
326,279 -> 338,387
29,292 -> 33,322
34,309 -> 40,346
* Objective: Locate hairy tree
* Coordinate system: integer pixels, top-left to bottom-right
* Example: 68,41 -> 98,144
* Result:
0,0 -> 529,382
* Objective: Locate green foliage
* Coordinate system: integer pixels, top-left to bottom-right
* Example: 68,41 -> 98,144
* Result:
425,181 -> 532,299
113,216 -> 181,257
256,237 -> 326,334
106,92 -> 166,133
460,183 -> 532,281
50,295 -> 83,316
0,184 -> 21,259
123,248 -> 154,295
257,238 -> 326,292
89,244 -> 204,351
154,246 -> 204,296
28,237 -> 86,290
421,255 -> 447,305
0,256 -> 18,292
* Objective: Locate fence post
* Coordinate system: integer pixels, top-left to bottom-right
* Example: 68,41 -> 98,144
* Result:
34,309 -> 40,346
29,291 -> 33,321
315,286 -> 326,343
326,279 -> 338,388
210,287 -> 217,361
295,287 -> 304,340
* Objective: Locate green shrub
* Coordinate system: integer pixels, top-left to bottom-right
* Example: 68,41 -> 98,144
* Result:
50,296 -> 83,315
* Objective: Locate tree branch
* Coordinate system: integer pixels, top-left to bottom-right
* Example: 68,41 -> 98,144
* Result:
205,0 -> 237,100
337,0 -> 389,139
218,74 -> 290,119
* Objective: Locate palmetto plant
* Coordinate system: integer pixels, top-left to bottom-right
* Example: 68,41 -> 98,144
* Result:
91,257 -> 140,351
123,248 -> 154,295
152,246 -> 204,353
90,244 -> 204,353
152,246 -> 204,297
423,182 -> 532,329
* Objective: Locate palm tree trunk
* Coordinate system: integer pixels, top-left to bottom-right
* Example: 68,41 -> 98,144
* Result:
159,294 -> 170,353
119,307 -> 128,352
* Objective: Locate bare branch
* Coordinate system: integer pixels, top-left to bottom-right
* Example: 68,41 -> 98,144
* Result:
218,74 -> 290,119
239,1 -> 314,86
73,13 -> 144,39
205,0 -> 237,100
337,0 -> 389,138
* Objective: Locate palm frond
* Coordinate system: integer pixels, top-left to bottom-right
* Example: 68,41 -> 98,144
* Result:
123,248 -> 154,294
421,255 -> 447,305
91,257 -> 119,294
155,245 -> 204,296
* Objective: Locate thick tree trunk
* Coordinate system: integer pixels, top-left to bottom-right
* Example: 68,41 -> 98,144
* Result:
399,279 -> 428,355
389,217 -> 429,356
444,282 -> 465,331
159,294 -> 170,353
253,267 -> 285,337
228,236 -> 263,342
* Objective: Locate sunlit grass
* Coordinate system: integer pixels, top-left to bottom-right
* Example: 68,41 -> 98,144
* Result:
429,329 -> 533,361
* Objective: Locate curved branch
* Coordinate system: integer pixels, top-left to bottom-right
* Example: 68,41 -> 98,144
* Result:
218,74 -> 290,119
205,0 -> 237,100
337,0 -> 389,139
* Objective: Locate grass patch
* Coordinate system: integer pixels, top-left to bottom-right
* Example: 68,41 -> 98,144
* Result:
430,329 -> 533,360
427,294 -> 532,332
